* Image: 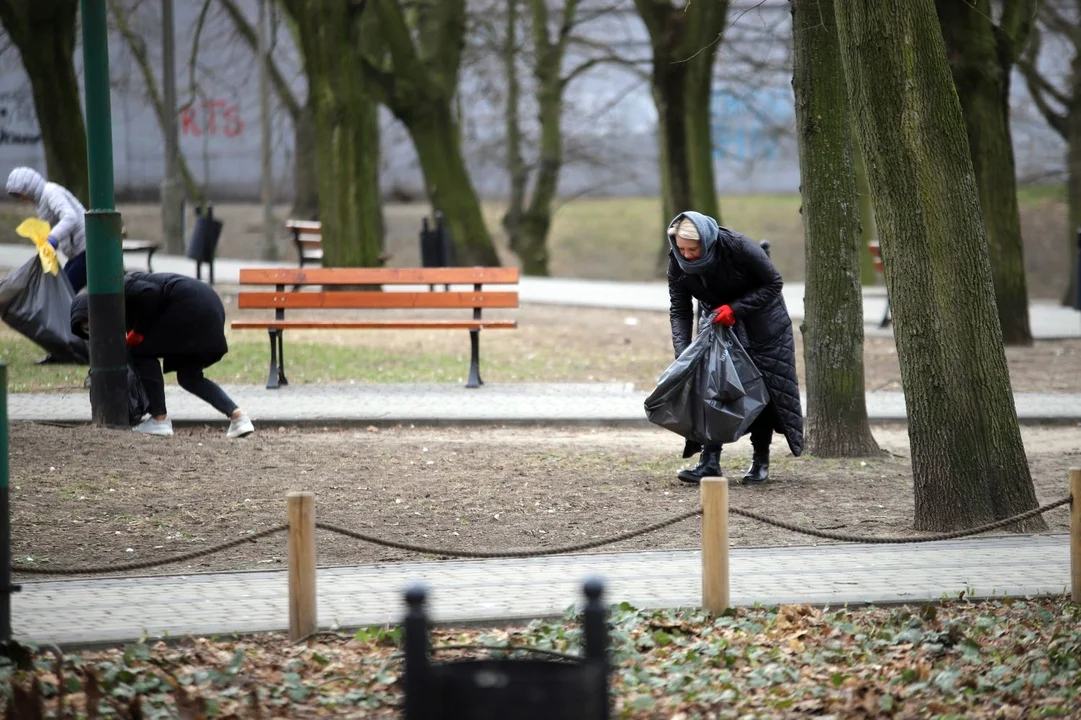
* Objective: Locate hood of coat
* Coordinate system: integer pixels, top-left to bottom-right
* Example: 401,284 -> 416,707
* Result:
6,166 -> 45,203
667,210 -> 721,275
70,293 -> 90,339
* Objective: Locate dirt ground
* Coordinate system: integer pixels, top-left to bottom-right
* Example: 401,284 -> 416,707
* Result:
11,423 -> 1078,581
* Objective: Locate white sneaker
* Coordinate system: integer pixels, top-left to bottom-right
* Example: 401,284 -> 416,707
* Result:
134,417 -> 173,437
227,413 -> 255,439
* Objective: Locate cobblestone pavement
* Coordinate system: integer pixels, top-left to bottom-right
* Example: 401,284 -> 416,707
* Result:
13,534 -> 1070,647
8,383 -> 1081,427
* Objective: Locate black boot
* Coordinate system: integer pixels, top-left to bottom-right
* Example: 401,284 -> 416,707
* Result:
677,447 -> 722,484
741,449 -> 770,485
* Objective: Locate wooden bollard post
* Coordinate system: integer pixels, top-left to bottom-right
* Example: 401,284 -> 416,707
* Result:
288,492 -> 317,641
701,476 -> 730,614
1071,468 -> 1081,603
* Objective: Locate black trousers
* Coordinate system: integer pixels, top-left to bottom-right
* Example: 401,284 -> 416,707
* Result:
704,403 -> 776,455
132,356 -> 239,419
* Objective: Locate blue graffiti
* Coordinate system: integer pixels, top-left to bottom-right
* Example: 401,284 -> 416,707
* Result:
710,88 -> 793,161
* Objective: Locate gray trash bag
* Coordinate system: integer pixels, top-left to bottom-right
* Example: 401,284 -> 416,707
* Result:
644,323 -> 769,446
0,256 -> 89,363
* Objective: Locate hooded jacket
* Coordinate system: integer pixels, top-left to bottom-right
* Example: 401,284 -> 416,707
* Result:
71,272 -> 229,373
667,211 -> 804,457
6,167 -> 86,259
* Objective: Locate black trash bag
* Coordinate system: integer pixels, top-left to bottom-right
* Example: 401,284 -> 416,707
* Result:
644,323 -> 770,446
88,361 -> 150,426
0,256 -> 89,363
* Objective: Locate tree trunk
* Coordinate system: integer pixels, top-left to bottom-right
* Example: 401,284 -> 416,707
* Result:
936,0 -> 1032,346
0,0 -> 88,205
792,0 -> 881,458
292,100 -> 320,220
636,0 -> 729,274
282,0 -> 384,267
834,0 -> 1045,532
517,80 -> 561,275
407,104 -> 501,266
852,130 -> 879,286
500,0 -> 528,257
1065,72 -> 1081,307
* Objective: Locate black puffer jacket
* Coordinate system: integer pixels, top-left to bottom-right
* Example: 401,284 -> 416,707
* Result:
71,272 -> 229,373
668,223 -> 804,456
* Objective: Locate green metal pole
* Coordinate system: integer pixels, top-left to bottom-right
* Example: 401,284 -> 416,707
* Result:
82,0 -> 130,427
0,363 -> 20,642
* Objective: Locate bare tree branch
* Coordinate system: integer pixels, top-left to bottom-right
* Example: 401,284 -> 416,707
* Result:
216,0 -> 301,119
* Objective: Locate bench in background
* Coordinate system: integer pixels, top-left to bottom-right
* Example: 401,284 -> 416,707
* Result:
231,267 -> 520,389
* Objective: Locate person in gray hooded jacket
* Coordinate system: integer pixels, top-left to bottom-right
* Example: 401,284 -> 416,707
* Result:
6,166 -> 88,293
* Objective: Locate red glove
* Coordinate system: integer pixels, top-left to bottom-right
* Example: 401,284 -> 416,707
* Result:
125,330 -> 145,346
711,305 -> 736,327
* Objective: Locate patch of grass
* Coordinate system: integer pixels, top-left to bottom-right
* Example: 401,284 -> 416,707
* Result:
1017,184 -> 1066,205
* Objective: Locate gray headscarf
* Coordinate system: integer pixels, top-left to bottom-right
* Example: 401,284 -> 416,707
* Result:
667,210 -> 720,275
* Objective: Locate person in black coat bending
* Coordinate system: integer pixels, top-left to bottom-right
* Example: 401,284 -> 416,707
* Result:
71,272 -> 255,439
667,211 -> 803,484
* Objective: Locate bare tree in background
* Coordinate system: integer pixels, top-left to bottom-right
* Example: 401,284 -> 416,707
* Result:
1018,0 -> 1081,308
217,0 -> 319,220
935,0 -> 1035,346
634,0 -> 729,242
108,0 -> 205,204
493,0 -> 647,275
0,0 -> 88,204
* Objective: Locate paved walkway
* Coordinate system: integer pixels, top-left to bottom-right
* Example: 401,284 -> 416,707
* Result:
9,382 -> 1081,426
14,534 -> 1070,647
1,243 -> 1078,339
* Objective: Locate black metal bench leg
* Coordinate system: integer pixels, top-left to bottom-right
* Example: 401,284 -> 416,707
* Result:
266,330 -> 281,389
880,295 -> 893,329
277,330 -> 289,387
147,248 -> 155,272
466,329 -> 484,389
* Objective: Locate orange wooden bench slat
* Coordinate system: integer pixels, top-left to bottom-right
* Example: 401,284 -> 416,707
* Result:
231,319 -> 517,330
238,290 -> 519,310
239,267 -> 521,286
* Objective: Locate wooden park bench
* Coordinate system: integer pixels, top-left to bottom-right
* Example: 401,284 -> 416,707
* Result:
231,267 -> 520,389
868,240 -> 892,328
286,218 -> 393,269
119,227 -> 161,271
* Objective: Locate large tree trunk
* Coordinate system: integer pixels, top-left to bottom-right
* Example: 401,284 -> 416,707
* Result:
1066,73 -> 1081,307
936,0 -> 1033,346
0,0 -> 88,205
792,0 -> 880,458
834,0 -> 1045,531
292,101 -> 320,220
501,0 -> 529,259
516,83 -> 560,275
635,0 -> 729,273
407,104 -> 501,266
282,0 -> 384,267
852,130 -> 879,286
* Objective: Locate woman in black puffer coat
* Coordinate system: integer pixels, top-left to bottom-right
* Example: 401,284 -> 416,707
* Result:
667,211 -> 803,485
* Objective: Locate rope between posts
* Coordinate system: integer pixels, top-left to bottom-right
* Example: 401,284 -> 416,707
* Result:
12,524 -> 289,576
729,495 -> 1073,544
314,509 -> 703,559
9,495 -> 1072,575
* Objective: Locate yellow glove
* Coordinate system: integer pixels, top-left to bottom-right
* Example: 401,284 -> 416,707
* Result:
15,218 -> 59,276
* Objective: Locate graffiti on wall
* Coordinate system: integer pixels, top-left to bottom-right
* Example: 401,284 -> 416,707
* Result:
180,99 -> 245,138
0,90 -> 42,146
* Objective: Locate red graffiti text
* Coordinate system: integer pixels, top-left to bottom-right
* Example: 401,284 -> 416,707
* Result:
180,100 -> 244,138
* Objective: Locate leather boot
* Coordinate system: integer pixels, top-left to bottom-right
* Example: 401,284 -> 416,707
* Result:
677,447 -> 722,484
741,449 -> 770,484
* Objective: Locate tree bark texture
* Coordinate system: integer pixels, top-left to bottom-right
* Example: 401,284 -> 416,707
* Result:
367,0 -> 500,267
501,0 -> 529,260
852,130 -> 879,286
281,0 -> 385,267
634,0 -> 729,272
791,0 -> 880,458
936,0 -> 1033,346
0,0 -> 88,205
834,0 -> 1045,532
